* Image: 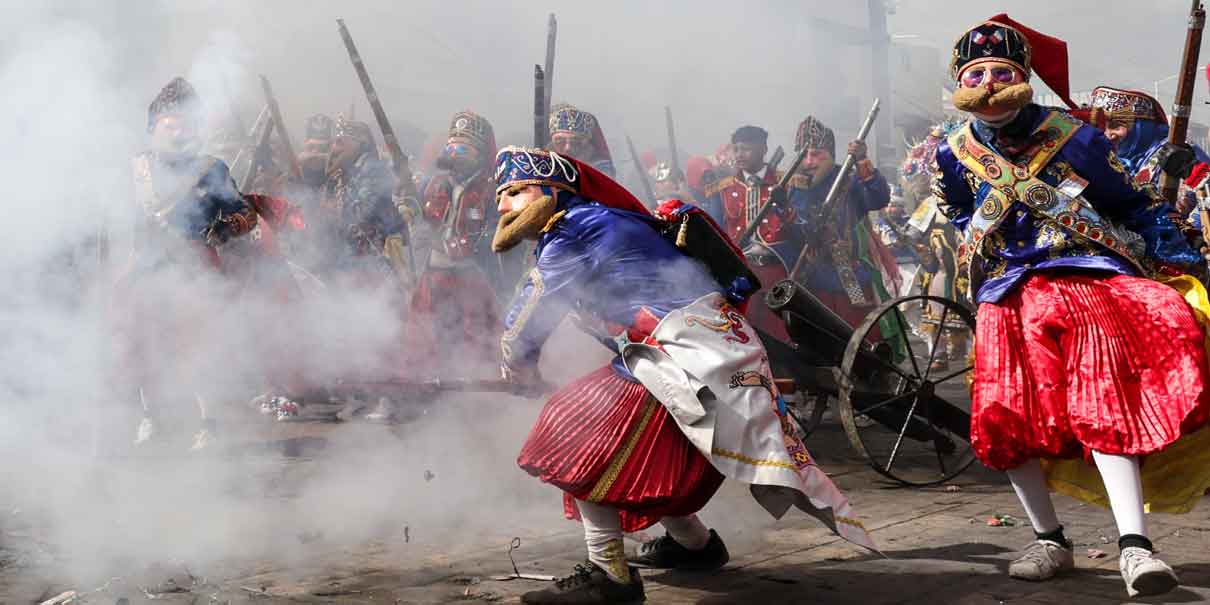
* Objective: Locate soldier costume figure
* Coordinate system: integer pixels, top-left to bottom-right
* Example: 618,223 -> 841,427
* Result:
548,103 -> 616,177
701,125 -> 799,342
934,15 -> 1210,596
408,111 -> 500,371
117,77 -> 257,449
788,115 -> 899,329
492,146 -> 874,604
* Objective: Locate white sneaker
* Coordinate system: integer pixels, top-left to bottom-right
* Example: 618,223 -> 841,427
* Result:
1008,539 -> 1074,581
1120,546 -> 1178,597
134,416 -> 156,445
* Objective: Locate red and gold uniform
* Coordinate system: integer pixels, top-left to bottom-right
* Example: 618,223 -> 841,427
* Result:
408,111 -> 500,370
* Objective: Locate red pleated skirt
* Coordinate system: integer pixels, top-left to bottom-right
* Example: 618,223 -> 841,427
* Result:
517,366 -> 724,532
971,272 -> 1210,470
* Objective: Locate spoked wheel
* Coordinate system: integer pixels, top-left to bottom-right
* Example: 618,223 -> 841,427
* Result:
837,295 -> 977,486
786,393 -> 829,439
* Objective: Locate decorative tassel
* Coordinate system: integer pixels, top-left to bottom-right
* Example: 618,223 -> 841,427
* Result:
676,214 -> 690,248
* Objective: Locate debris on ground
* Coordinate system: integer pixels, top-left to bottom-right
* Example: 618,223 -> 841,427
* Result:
985,514 -> 1017,527
944,485 -> 962,493
39,591 -> 78,605
1086,548 -> 1108,559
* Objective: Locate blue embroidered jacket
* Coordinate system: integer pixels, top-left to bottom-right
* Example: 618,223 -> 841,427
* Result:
932,104 -> 1198,303
501,195 -> 722,380
787,164 -> 891,295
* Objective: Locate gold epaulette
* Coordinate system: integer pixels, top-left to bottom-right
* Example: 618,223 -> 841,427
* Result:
704,175 -> 738,197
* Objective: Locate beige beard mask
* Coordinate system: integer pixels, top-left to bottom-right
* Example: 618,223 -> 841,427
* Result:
491,194 -> 558,253
951,81 -> 1034,115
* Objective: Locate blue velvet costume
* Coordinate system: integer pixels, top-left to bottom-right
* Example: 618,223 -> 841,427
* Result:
787,164 -> 892,296
932,104 -> 1199,304
502,196 -> 720,380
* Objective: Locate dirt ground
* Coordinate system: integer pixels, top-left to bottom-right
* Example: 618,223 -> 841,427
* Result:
2,397 -> 1208,605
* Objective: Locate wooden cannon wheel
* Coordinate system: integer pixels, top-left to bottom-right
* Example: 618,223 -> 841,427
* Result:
837,295 -> 977,486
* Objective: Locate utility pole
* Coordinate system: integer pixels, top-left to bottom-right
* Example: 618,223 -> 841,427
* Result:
867,0 -> 895,170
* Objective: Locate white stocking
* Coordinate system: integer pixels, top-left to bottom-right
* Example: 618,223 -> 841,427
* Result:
1006,459 -> 1061,534
575,499 -> 629,583
1090,450 -> 1147,538
661,515 -> 710,550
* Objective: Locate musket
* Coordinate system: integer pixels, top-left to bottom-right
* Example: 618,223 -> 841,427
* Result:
337,17 -> 419,280
239,111 -> 275,193
789,97 -> 881,280
544,14 -> 557,118
258,75 -> 302,180
734,144 -> 811,250
626,134 -> 658,204
534,65 -> 548,148
231,105 -> 269,188
764,145 -> 785,183
1162,2 -> 1210,247
338,377 -> 551,399
336,19 -> 420,206
664,105 -> 682,180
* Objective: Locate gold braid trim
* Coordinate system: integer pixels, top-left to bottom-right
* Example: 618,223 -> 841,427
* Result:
704,175 -> 737,197
710,447 -> 799,471
541,210 -> 567,234
501,268 -> 545,364
833,515 -> 868,531
588,396 -> 659,502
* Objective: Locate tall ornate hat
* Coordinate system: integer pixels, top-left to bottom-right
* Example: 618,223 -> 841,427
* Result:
333,115 -> 376,149
1088,86 -> 1167,126
494,146 -> 649,216
548,103 -> 613,164
448,110 -> 497,155
147,76 -> 201,132
304,114 -> 335,141
794,116 -> 835,156
950,14 -> 1075,108
731,125 -> 768,146
549,104 -> 598,138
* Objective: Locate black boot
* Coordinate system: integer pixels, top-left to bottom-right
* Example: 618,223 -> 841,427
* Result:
628,529 -> 729,571
521,561 -> 645,604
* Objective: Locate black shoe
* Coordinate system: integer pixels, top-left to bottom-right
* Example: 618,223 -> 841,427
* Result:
521,562 -> 644,604
628,529 -> 729,571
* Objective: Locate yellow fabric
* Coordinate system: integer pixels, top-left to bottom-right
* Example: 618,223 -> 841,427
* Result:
1042,274 -> 1210,513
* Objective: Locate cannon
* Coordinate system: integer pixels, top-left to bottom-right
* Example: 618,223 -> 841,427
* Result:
764,279 -> 977,486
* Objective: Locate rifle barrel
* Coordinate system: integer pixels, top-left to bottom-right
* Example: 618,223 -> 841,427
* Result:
734,143 -> 811,249
626,134 -> 657,204
336,18 -> 418,202
258,75 -> 302,180
534,65 -> 547,148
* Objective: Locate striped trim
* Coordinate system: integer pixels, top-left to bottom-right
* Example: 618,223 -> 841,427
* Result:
710,447 -> 799,471
834,515 -> 868,531
588,396 -> 659,502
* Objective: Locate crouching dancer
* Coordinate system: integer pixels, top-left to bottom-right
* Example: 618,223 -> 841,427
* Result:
491,146 -> 875,604
936,15 -> 1210,597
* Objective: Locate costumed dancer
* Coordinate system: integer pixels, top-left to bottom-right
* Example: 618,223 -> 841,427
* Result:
1087,86 -> 1209,224
700,125 -> 799,342
118,77 -> 257,449
409,111 -> 500,372
934,15 -> 1210,597
787,116 -> 899,329
548,103 -> 616,177
901,122 -> 970,371
492,146 -> 874,604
